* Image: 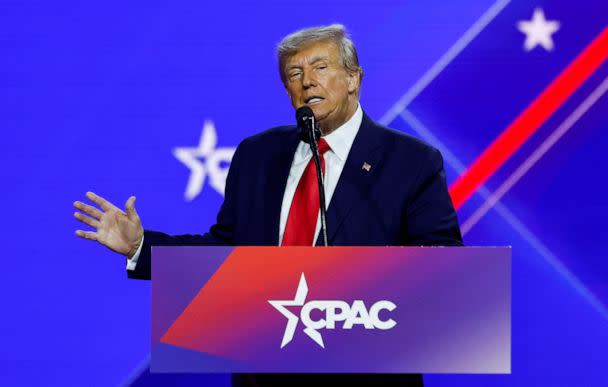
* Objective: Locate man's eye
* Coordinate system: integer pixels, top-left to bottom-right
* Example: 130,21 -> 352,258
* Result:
289,72 -> 302,80
316,65 -> 327,70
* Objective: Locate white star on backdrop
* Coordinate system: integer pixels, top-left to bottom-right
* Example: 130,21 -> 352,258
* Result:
173,121 -> 236,201
517,8 -> 560,52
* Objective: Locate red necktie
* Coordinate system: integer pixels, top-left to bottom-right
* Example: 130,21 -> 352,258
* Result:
282,139 -> 331,246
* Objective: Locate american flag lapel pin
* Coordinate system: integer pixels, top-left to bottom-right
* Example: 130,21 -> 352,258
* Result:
362,162 -> 371,172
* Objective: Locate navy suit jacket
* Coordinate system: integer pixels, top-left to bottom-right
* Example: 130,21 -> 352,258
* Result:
128,112 -> 462,280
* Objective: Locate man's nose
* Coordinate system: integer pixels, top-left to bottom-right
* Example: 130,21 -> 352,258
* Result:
302,70 -> 317,89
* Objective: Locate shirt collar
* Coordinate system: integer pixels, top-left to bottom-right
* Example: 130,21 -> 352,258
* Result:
295,104 -> 363,163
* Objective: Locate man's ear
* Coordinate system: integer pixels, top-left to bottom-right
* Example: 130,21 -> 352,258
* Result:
347,70 -> 360,94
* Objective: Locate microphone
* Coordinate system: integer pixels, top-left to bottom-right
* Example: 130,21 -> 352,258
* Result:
295,106 -> 328,247
296,106 -> 321,144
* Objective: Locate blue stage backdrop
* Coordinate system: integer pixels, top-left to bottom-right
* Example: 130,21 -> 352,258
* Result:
1,0 -> 607,386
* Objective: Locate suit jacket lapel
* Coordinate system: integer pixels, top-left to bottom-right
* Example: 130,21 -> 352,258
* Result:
316,112 -> 385,246
264,127 -> 301,245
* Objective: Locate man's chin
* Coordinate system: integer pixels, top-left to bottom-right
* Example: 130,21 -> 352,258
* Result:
309,107 -> 328,121
294,105 -> 332,129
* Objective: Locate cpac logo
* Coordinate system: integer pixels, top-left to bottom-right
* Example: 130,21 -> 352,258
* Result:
173,120 -> 236,201
268,273 -> 397,349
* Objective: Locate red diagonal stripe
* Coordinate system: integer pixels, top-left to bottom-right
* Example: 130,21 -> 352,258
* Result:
449,27 -> 608,210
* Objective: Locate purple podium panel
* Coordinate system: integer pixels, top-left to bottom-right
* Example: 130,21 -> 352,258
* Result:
151,246 -> 511,373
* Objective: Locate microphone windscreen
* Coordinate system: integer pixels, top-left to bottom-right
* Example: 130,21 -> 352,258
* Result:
296,106 -> 314,127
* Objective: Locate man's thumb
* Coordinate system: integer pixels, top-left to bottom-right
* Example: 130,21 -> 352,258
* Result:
125,196 -> 138,219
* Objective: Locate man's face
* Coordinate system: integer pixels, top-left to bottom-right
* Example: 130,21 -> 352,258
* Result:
283,40 -> 359,133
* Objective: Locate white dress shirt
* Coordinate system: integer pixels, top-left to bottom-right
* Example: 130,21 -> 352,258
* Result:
127,104 -> 363,270
278,104 -> 362,245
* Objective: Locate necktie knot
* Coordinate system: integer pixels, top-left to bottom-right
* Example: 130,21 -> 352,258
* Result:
317,138 -> 331,155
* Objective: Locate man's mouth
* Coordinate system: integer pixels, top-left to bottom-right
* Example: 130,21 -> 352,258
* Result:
305,96 -> 324,105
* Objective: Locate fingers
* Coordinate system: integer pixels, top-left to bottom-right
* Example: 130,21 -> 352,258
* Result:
74,211 -> 100,229
73,201 -> 103,219
85,191 -> 115,212
125,196 -> 138,220
75,230 -> 97,241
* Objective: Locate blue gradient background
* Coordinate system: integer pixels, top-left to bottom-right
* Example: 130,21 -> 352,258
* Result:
1,0 -> 607,386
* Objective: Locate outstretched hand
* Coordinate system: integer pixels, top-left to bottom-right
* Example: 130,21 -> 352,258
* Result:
74,191 -> 144,258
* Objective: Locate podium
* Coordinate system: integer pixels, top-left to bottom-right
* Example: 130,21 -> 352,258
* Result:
150,246 -> 511,374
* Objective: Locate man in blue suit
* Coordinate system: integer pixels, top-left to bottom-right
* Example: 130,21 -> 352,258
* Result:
74,24 -> 461,387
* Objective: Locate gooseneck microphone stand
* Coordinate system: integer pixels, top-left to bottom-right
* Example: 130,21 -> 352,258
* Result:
306,116 -> 329,247
296,106 -> 329,247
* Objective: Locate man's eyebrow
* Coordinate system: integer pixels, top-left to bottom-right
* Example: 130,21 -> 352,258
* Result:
309,55 -> 329,64
286,55 -> 330,71
286,64 -> 303,71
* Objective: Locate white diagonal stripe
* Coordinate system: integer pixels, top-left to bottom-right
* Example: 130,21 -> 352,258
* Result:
380,0 -> 512,125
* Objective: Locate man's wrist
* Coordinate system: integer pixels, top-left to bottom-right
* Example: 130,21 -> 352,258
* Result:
127,233 -> 144,259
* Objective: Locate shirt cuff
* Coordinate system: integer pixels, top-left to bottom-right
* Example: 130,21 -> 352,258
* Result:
126,235 -> 144,271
